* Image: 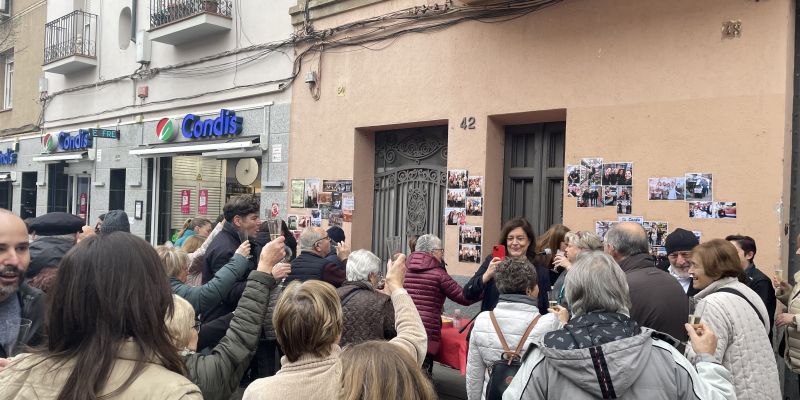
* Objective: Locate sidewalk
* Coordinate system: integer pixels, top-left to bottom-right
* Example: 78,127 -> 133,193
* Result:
433,363 -> 467,400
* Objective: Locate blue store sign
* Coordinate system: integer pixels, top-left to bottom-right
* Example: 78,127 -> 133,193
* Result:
181,109 -> 243,139
59,130 -> 93,151
0,148 -> 16,165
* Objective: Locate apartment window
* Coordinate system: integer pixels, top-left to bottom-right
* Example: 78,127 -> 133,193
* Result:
2,52 -> 12,109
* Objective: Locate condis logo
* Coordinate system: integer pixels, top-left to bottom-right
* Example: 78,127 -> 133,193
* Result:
156,118 -> 176,142
42,133 -> 58,153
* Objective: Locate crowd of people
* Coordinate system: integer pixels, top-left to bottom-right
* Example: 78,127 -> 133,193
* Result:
0,194 -> 797,399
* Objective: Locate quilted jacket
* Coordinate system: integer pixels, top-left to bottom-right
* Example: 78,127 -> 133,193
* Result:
686,277 -> 780,399
466,295 -> 560,400
403,251 -> 473,355
776,280 -> 800,373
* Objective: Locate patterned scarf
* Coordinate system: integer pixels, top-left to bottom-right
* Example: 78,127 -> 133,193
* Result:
543,312 -> 640,350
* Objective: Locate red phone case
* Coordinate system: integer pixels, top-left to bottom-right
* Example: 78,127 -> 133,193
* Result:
492,245 -> 506,260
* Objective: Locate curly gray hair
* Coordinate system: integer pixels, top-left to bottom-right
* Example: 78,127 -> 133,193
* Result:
494,259 -> 538,295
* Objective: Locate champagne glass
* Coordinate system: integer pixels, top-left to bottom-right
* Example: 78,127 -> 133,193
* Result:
1,318 -> 32,356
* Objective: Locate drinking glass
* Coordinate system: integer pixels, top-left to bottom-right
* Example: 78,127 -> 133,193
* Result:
385,236 -> 403,261
775,269 -> 784,280
266,218 -> 282,241
0,318 -> 32,356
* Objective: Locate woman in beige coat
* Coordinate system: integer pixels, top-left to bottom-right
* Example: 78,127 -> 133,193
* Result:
772,234 -> 800,392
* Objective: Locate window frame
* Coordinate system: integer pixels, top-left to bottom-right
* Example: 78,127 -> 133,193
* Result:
2,52 -> 13,110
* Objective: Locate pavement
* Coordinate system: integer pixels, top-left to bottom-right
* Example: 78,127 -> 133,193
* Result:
433,363 -> 467,400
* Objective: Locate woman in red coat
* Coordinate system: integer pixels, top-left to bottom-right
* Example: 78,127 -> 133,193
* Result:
403,234 -> 474,376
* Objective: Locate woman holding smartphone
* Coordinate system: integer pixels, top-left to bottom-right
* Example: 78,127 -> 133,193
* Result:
463,218 -> 550,314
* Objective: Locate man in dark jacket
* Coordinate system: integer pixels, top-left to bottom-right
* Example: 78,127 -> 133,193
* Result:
0,209 -> 46,358
325,226 -> 348,269
25,212 -> 84,292
605,222 -> 690,342
663,228 -> 700,297
726,234 -> 776,344
286,227 -> 346,286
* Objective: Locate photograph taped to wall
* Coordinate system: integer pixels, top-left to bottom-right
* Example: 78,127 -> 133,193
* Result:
648,177 -> 686,200
320,204 -> 331,220
602,185 -> 632,214
458,244 -> 482,263
618,215 -> 644,224
580,158 -> 603,185
685,173 -> 713,201
291,180 -> 305,208
337,180 -> 353,193
298,215 -> 311,229
578,184 -> 603,208
444,208 -> 466,226
466,197 -> 483,216
651,246 -> 667,257
566,165 -> 581,185
595,221 -> 618,240
310,209 -> 322,227
343,210 -> 353,222
318,191 -> 332,206
448,169 -> 468,189
304,178 -> 320,208
447,189 -> 467,208
287,214 -> 298,230
329,211 -> 343,227
331,192 -> 342,210
601,162 -> 633,186
459,225 -> 482,245
567,183 -> 580,198
688,201 -> 736,219
342,193 -> 354,211
468,176 -> 483,197
322,180 -> 338,192
643,221 -> 669,247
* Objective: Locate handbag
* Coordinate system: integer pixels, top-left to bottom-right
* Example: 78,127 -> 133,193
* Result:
484,312 -> 541,400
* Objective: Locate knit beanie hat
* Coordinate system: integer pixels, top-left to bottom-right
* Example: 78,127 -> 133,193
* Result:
100,210 -> 131,234
327,226 -> 346,244
664,228 -> 698,254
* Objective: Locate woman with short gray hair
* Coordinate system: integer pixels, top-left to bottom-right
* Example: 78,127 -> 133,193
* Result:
336,249 -> 396,346
503,251 -> 736,400
551,231 -> 603,306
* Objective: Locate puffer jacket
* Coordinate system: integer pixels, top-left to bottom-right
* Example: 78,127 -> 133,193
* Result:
503,315 -> 736,400
466,295 -> 561,400
686,277 -> 780,399
184,270 -> 276,400
404,251 -> 473,355
337,280 -> 396,346
171,253 -> 251,318
776,280 -> 800,373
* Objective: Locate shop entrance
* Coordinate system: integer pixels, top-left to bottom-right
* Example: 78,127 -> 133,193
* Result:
67,176 -> 91,222
0,181 -> 11,210
502,122 -> 565,234
372,126 -> 448,261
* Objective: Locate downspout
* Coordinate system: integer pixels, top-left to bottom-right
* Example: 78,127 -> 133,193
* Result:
131,0 -> 137,42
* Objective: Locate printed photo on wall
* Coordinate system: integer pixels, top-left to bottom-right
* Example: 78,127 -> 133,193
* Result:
459,225 -> 482,245
651,246 -> 667,257
689,202 -> 736,219
291,179 -> 305,208
643,221 -> 669,247
595,221 -> 619,240
343,210 -> 353,222
602,185 -> 632,214
468,176 -> 483,197
447,189 -> 467,208
336,180 -> 353,193
458,244 -> 482,263
329,211 -> 344,227
304,178 -> 321,208
448,169 -> 468,189
298,215 -> 311,229
466,197 -> 483,216
578,184 -> 603,208
601,162 -> 633,186
341,193 -> 355,212
444,208 -> 466,226
580,158 -> 603,185
310,209 -> 322,227
685,173 -> 713,201
331,192 -> 342,210
618,215 -> 644,224
287,215 -> 298,230
566,165 -> 581,185
648,177 -> 686,200
318,191 -> 332,207
567,182 -> 580,198
320,204 -> 331,220
322,180 -> 339,192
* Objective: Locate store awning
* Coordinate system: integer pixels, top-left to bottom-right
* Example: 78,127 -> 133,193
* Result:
129,139 -> 258,157
32,152 -> 87,163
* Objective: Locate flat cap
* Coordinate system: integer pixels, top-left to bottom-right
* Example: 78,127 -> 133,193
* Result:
28,212 -> 85,236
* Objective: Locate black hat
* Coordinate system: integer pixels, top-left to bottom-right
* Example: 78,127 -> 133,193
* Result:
327,226 -> 345,244
664,228 -> 699,255
28,212 -> 85,236
100,210 -> 130,234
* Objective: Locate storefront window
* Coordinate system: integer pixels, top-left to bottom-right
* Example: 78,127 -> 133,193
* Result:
109,169 -> 126,211
0,181 -> 10,210
20,172 -> 36,219
47,163 -> 68,213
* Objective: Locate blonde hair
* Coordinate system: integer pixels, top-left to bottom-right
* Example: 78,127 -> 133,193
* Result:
155,245 -> 189,278
165,295 -> 195,350
340,341 -> 436,400
181,235 -> 206,254
273,280 -> 342,362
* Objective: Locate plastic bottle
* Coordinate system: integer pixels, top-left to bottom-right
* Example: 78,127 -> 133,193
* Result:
453,309 -> 462,330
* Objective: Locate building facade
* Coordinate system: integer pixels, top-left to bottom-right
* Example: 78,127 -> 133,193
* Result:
284,0 -> 797,277
3,0 -> 294,243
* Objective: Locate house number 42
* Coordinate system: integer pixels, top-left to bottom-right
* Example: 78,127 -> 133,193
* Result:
460,117 -> 476,130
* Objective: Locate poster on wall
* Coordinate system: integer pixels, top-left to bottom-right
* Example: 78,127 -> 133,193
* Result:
580,158 -> 603,185
448,169 -> 468,189
305,178 -> 321,208
444,208 -> 465,226
270,203 -> 280,218
685,173 -> 713,201
342,193 -> 355,212
688,202 -> 737,219
648,177 -> 686,200
181,190 -> 191,214
601,162 -> 633,186
198,189 -> 209,215
468,176 -> 483,197
291,180 -> 305,208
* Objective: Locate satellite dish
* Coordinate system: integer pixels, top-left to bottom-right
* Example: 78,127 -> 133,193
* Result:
235,158 -> 259,186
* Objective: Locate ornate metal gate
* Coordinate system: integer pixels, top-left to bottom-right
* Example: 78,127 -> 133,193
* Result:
373,126 -> 447,262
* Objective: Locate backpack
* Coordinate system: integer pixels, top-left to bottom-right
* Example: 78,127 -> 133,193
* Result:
485,312 -> 541,400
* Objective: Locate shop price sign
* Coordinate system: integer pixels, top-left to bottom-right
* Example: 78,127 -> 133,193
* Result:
181,190 -> 191,214
198,189 -> 208,215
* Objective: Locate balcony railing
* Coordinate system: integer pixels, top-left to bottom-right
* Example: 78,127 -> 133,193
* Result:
44,10 -> 97,65
150,0 -> 233,29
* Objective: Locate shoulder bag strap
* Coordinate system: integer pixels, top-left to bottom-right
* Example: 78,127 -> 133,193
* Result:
340,288 -> 361,307
716,287 -> 766,328
489,311 -> 512,355
513,314 -> 542,355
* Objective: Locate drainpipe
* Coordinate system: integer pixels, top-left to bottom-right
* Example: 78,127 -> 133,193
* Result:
131,0 -> 137,42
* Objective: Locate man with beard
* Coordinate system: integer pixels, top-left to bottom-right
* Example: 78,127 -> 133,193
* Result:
0,209 -> 45,359
662,228 -> 699,296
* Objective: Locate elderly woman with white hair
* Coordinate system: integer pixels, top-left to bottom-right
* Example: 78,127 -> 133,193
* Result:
336,249 -> 397,346
551,231 -> 603,306
404,234 -> 475,376
503,251 -> 736,400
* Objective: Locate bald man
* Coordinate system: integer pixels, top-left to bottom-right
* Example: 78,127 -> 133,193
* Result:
0,209 -> 46,358
604,222 -> 690,343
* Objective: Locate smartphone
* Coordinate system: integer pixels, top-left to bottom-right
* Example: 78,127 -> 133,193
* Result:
492,244 -> 506,260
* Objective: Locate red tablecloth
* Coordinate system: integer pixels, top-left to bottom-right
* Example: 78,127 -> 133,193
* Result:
435,318 -> 471,375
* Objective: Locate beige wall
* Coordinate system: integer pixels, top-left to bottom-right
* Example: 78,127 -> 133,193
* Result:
287,0 -> 795,276
0,0 -> 45,135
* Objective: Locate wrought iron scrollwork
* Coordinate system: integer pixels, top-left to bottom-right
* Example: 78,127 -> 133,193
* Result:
407,187 -> 428,235
376,134 -> 446,165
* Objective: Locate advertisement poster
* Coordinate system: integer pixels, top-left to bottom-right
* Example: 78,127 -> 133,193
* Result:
79,192 -> 88,219
198,189 -> 208,215
291,179 -> 305,208
181,190 -> 191,214
271,202 -> 280,218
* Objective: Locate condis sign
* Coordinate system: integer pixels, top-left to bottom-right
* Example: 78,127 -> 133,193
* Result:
181,109 -> 243,139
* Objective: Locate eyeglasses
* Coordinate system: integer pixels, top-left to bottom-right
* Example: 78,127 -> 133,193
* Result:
314,235 -> 330,247
193,320 -> 201,332
668,251 -> 692,260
